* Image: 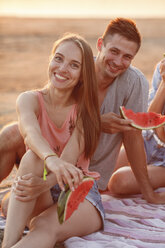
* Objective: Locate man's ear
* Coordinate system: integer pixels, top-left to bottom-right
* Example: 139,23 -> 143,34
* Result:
97,38 -> 103,51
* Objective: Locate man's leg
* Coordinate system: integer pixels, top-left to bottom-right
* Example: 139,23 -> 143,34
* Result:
108,165 -> 165,195
0,122 -> 25,183
113,146 -> 129,171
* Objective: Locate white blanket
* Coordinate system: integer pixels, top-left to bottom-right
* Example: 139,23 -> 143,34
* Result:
65,189 -> 165,248
1,189 -> 165,247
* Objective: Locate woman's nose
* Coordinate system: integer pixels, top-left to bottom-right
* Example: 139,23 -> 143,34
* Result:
59,62 -> 68,72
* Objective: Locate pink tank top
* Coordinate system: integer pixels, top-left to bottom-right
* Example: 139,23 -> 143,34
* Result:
37,91 -> 100,179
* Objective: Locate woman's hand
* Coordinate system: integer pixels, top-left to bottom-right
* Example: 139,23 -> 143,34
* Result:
46,156 -> 84,191
12,173 -> 48,202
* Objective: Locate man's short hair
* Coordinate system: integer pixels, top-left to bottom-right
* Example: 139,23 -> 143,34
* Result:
102,18 -> 141,52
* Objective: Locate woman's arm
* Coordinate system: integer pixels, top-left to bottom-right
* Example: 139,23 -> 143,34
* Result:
16,92 -> 83,191
148,59 -> 165,113
14,126 -> 84,202
46,123 -> 84,190
16,91 -> 55,160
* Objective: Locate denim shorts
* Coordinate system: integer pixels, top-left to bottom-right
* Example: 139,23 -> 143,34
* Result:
143,129 -> 165,166
50,180 -> 105,227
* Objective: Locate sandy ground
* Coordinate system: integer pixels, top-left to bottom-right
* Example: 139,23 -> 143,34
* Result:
1,17 -> 165,127
0,16 -> 165,247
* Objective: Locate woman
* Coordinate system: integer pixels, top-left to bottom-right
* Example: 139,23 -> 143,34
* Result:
2,33 -> 104,248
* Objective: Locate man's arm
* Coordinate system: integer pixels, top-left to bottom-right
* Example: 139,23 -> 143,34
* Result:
123,129 -> 165,204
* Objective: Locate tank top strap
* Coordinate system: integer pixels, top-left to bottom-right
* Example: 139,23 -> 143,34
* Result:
36,91 -> 48,117
36,91 -> 44,107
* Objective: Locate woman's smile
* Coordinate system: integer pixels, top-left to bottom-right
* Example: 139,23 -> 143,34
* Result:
54,72 -> 69,82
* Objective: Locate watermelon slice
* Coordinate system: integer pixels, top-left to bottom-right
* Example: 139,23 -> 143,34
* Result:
57,176 -> 94,224
120,106 -> 165,130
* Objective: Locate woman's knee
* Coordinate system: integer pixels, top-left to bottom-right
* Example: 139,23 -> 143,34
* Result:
18,150 -> 43,176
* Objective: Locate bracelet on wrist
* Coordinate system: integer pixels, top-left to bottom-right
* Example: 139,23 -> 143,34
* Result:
43,153 -> 58,181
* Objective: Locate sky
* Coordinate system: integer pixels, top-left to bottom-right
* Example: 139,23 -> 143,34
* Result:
0,0 -> 165,18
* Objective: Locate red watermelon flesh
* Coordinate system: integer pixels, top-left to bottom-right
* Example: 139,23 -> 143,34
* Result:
120,106 -> 165,130
57,177 -> 94,224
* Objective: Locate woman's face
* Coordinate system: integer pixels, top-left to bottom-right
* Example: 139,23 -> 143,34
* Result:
49,41 -> 82,90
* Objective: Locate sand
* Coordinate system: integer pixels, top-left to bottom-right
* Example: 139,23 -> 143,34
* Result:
0,16 -> 165,247
1,17 -> 165,128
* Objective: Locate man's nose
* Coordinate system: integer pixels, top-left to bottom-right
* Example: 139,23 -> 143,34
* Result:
114,55 -> 123,66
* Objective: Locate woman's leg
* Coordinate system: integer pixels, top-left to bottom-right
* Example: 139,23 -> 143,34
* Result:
2,150 -> 53,248
10,199 -> 102,248
108,164 -> 165,195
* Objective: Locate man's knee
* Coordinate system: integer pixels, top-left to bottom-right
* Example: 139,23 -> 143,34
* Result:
108,168 -> 129,194
0,122 -> 24,151
1,191 -> 10,218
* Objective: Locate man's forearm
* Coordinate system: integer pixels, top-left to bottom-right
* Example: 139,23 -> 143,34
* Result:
123,130 -> 155,201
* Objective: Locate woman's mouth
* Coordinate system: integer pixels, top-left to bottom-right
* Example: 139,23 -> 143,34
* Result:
54,73 -> 68,82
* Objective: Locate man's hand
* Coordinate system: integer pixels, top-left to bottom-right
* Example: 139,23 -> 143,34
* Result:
145,191 -> 165,204
101,112 -> 135,134
13,173 -> 48,202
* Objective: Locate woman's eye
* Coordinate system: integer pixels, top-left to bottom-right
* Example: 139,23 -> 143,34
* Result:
71,63 -> 80,69
54,56 -> 62,62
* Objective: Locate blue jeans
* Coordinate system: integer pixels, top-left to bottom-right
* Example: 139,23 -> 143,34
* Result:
143,129 -> 165,167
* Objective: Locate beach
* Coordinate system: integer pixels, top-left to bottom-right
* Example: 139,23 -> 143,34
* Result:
0,16 -> 165,247
1,17 -> 165,127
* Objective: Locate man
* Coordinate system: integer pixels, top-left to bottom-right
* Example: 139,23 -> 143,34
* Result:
1,18 -> 165,205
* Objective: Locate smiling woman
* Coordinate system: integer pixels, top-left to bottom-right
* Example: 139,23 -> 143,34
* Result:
2,33 -> 104,248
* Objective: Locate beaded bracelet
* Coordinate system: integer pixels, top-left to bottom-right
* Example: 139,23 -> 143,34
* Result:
43,153 -> 58,181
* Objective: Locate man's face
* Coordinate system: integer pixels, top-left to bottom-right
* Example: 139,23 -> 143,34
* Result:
97,33 -> 138,81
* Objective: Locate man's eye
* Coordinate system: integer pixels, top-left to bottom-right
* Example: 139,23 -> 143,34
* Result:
111,50 -> 118,55
124,55 -> 132,61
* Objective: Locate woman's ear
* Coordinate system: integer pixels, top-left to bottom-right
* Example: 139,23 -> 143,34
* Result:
97,38 -> 103,51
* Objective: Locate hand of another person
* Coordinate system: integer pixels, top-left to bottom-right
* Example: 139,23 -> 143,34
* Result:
101,112 -> 135,134
46,156 -> 84,191
13,173 -> 47,202
160,58 -> 165,82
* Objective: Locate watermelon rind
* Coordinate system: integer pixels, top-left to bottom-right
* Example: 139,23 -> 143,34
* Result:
57,176 -> 94,224
120,106 -> 165,130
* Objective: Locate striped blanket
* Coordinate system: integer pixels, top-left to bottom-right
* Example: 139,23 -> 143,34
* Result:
1,189 -> 165,247
65,188 -> 165,248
